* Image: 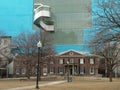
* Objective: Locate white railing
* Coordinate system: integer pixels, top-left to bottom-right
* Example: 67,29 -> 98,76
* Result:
40,20 -> 54,31
33,3 -> 54,31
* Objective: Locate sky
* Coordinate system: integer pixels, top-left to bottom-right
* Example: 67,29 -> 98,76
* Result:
0,0 -> 95,53
0,0 -> 34,36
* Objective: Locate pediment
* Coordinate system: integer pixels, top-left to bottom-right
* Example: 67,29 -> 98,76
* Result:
58,50 -> 86,57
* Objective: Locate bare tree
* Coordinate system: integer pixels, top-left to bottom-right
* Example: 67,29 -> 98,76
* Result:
99,43 -> 120,81
93,0 -> 120,43
13,31 -> 40,79
89,0 -> 120,82
13,31 -> 55,78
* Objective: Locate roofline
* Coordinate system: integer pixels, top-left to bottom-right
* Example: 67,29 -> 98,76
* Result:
56,49 -> 86,56
0,36 -> 12,38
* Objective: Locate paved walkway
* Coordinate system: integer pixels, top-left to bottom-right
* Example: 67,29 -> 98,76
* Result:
4,80 -> 66,90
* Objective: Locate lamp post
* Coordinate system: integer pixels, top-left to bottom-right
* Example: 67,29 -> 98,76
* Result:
67,60 -> 69,82
36,41 -> 42,89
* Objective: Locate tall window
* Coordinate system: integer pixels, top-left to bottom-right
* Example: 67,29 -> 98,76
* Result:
4,39 -> 8,45
16,68 -> 20,75
58,67 -> 64,75
90,67 -> 94,75
50,67 -> 54,75
90,58 -> 94,64
43,67 -> 47,76
80,66 -> 85,75
21,68 -> 26,74
50,61 -> 54,64
59,59 -> 64,64
69,58 -> 74,64
80,58 -> 84,64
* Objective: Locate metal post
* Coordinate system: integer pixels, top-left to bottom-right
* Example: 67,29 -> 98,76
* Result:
36,47 -> 40,89
67,61 -> 69,82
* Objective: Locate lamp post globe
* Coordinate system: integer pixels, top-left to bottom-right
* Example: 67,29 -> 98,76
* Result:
37,41 -> 42,48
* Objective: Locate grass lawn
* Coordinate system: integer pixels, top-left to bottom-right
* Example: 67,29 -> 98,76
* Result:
29,77 -> 120,90
0,77 -> 120,90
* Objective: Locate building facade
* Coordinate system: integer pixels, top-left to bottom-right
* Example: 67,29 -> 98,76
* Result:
34,0 -> 92,45
13,50 -> 99,77
0,36 -> 11,77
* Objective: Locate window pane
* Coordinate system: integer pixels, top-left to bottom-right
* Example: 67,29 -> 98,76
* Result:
43,68 -> 47,76
50,67 -> 54,74
21,68 -> 26,74
69,58 -> 74,64
50,61 -> 54,64
80,58 -> 84,64
90,67 -> 94,74
4,39 -> 8,45
58,67 -> 64,74
80,66 -> 85,74
16,68 -> 20,75
90,58 -> 94,64
59,59 -> 63,64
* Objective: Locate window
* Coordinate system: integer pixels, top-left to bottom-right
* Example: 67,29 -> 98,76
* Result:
90,67 -> 94,75
4,39 -> 8,45
80,58 -> 84,64
59,59 -> 64,64
50,67 -> 54,75
58,67 -> 64,75
69,58 -> 74,64
43,67 -> 47,76
21,68 -> 26,74
80,66 -> 85,75
90,58 -> 94,64
16,68 -> 20,75
50,61 -> 54,64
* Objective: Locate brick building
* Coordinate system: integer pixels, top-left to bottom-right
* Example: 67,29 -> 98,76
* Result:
13,50 -> 99,77
54,50 -> 99,76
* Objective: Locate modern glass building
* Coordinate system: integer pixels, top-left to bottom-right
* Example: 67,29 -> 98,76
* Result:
34,0 -> 92,53
0,0 -> 92,53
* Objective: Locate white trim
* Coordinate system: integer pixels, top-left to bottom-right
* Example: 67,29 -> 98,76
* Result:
56,49 -> 86,56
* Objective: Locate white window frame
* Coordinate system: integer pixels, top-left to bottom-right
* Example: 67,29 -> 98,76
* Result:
50,61 -> 54,64
90,67 -> 94,75
69,58 -> 74,64
90,58 -> 94,64
80,66 -> 85,75
80,58 -> 84,64
58,67 -> 64,75
43,67 -> 47,76
50,67 -> 54,75
16,68 -> 20,75
59,59 -> 64,64
21,68 -> 26,75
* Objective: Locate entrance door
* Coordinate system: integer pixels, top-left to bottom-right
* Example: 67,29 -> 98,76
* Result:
70,68 -> 72,75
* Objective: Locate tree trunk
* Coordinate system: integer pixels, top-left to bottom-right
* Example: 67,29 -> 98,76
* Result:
109,70 -> 112,82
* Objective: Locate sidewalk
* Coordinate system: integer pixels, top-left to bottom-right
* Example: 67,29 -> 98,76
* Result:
4,80 -> 66,90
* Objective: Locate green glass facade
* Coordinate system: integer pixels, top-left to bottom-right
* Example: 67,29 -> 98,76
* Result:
34,0 -> 92,44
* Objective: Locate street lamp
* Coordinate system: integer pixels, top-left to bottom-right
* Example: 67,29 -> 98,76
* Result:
36,41 -> 42,89
67,60 -> 70,82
